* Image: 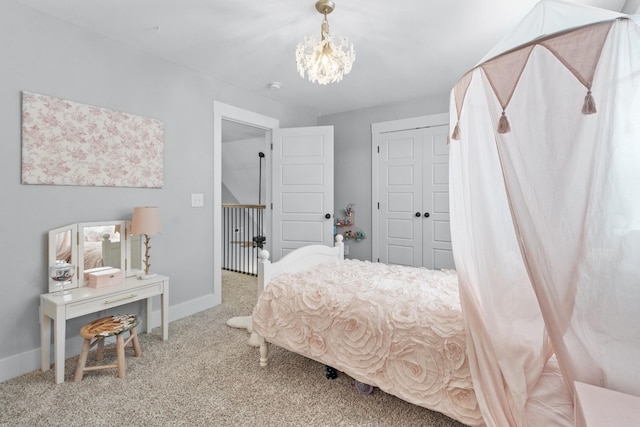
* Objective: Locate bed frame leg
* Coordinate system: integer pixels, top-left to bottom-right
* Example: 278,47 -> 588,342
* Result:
325,365 -> 338,379
259,337 -> 269,367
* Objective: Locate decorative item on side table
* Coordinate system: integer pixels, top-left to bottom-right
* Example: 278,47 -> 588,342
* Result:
49,262 -> 75,296
87,267 -> 123,288
335,203 -> 366,241
131,206 -> 162,280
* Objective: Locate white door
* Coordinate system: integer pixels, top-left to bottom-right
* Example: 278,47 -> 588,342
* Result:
271,126 -> 334,261
377,125 -> 453,269
421,126 -> 453,269
378,129 -> 423,267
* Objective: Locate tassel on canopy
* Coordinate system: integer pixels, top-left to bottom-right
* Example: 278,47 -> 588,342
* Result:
582,90 -> 597,114
451,122 -> 461,140
497,111 -> 511,134
452,72 -> 473,143
481,46 -> 533,137
541,22 -> 611,117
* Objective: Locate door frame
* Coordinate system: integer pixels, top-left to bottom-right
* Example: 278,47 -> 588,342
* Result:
213,101 -> 279,304
370,113 -> 449,263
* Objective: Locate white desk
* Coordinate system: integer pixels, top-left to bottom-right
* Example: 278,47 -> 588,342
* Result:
40,274 -> 169,383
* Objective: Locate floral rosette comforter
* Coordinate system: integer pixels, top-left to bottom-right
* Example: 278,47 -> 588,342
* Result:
252,259 -> 483,426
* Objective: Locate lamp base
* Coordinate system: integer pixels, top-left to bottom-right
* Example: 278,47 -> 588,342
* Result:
138,273 -> 157,280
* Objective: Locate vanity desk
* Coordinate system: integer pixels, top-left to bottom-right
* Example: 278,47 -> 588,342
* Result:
40,274 -> 169,384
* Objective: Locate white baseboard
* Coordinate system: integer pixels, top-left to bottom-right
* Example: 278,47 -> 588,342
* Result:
0,293 -> 218,383
169,292 -> 218,322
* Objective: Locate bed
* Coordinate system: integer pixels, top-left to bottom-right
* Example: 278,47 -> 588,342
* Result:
55,228 -> 122,272
250,235 -> 483,426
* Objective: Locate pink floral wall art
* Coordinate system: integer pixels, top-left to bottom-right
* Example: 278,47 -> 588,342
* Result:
21,91 -> 164,188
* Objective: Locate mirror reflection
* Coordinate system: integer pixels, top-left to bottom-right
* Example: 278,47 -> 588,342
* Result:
129,233 -> 143,273
48,220 -> 142,293
82,225 -> 121,270
53,229 -> 72,264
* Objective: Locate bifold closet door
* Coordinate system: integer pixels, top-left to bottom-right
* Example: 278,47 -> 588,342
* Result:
377,125 -> 453,269
422,126 -> 453,269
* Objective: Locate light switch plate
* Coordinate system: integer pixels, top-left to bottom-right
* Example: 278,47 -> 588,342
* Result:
191,193 -> 204,207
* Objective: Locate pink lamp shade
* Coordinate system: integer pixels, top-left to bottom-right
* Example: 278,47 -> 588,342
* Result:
131,207 -> 162,236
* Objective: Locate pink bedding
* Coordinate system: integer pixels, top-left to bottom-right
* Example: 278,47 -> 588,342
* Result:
252,259 -> 483,426
83,242 -> 104,269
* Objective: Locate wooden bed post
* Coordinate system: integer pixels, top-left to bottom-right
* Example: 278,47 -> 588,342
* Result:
335,234 -> 344,259
257,248 -> 271,366
257,248 -> 271,295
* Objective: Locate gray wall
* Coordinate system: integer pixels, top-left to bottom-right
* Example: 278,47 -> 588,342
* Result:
319,96 -> 450,261
622,0 -> 640,14
222,137 -> 267,204
0,1 -> 317,380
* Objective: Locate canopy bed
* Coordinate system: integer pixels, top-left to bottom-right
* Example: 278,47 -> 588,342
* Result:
237,1 -> 640,425
448,0 -> 640,425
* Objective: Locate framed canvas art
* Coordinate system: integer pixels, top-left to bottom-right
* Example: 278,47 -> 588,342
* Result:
21,91 -> 164,188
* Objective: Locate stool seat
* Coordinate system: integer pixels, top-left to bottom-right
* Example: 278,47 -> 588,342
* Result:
80,314 -> 138,338
74,314 -> 141,382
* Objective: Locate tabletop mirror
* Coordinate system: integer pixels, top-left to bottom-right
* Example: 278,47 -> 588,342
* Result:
48,220 -> 144,293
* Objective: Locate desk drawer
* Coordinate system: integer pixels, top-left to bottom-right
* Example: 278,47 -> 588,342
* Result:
66,282 -> 162,318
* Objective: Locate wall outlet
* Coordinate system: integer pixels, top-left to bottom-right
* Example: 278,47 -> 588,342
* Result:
191,193 -> 204,207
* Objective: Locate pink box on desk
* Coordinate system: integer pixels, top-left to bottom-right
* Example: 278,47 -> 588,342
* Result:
84,267 -> 112,285
88,268 -> 123,288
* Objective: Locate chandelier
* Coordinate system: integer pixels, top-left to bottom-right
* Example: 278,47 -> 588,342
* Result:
295,0 -> 355,85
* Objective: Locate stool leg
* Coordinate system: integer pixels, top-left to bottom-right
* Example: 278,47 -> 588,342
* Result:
116,335 -> 126,378
74,338 -> 91,383
96,337 -> 105,362
130,328 -> 141,357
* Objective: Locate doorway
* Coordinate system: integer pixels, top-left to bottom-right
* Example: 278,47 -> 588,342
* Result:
221,119 -> 270,275
213,102 -> 279,305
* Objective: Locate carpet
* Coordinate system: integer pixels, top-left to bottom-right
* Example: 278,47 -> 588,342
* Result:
0,270 -> 466,426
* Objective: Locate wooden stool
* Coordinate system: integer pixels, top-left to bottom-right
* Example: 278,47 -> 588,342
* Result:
74,314 -> 141,382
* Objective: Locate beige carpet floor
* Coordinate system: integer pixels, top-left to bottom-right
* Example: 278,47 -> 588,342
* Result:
0,271 -> 466,426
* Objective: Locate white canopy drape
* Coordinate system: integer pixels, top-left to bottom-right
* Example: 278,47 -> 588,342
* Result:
449,1 -> 640,425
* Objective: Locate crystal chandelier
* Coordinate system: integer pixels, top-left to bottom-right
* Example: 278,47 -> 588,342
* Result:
295,0 -> 355,85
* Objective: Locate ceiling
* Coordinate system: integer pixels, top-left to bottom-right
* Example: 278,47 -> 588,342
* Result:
16,0 -> 635,117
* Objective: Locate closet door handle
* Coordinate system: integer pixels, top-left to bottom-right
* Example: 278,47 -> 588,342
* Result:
424,212 -> 430,218
415,212 -> 421,218
325,213 -> 331,219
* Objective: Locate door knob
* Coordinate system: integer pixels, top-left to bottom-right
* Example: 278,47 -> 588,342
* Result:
325,213 -> 331,219
415,212 -> 421,217
424,212 -> 430,218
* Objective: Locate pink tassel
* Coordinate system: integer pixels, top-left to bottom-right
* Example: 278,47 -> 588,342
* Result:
582,90 -> 596,115
497,111 -> 511,134
451,123 -> 461,140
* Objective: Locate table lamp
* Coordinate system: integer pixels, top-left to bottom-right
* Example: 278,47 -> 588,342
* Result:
131,206 -> 161,279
